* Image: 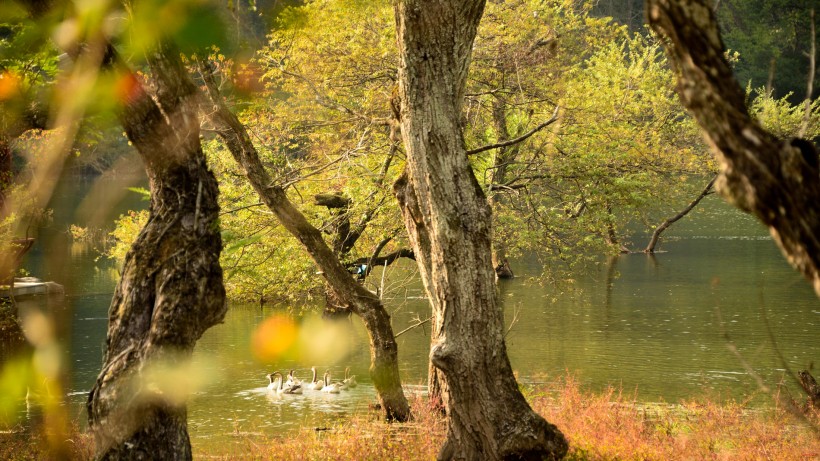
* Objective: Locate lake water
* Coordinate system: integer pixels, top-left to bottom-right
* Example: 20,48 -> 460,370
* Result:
15,174 -> 820,448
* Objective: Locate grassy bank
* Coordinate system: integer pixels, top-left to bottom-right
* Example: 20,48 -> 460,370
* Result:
198,376 -> 818,460
3,377 -> 818,460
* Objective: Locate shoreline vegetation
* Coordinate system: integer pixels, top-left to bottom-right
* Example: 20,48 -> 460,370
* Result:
2,376 -> 817,460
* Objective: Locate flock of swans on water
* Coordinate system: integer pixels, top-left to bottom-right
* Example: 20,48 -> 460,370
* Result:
265,366 -> 358,395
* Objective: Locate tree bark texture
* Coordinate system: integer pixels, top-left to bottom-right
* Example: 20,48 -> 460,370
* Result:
86,43 -> 226,460
199,63 -> 410,422
314,193 -> 356,317
393,2 -> 567,459
647,0 -> 820,297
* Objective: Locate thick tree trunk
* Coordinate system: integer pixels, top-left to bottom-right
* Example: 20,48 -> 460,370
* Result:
323,284 -> 352,319
86,43 -> 226,460
393,2 -> 567,459
647,0 -> 820,297
199,63 -> 410,422
394,174 -> 448,412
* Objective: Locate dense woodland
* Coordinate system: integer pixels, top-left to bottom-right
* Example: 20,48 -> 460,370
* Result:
1,0 -> 819,459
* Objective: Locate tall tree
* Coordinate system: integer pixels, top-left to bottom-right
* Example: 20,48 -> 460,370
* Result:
85,40 -> 226,460
646,0 -> 820,295
393,0 -> 567,459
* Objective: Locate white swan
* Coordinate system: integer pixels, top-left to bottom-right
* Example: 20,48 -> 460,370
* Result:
320,370 -> 341,394
307,366 -> 325,390
268,372 -> 302,394
286,369 -> 302,387
343,366 -> 358,388
266,373 -> 278,391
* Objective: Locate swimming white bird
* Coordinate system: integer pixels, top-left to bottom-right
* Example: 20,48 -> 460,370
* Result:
343,366 -> 358,388
286,369 -> 302,387
321,370 -> 341,394
307,366 -> 325,390
268,372 -> 302,394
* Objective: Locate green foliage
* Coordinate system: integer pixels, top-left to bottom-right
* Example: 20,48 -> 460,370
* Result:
127,186 -> 151,199
196,0 -> 406,303
0,355 -> 33,425
107,209 -> 148,263
749,87 -> 820,139
113,0 -> 720,297
124,0 -> 229,57
464,2 -> 712,279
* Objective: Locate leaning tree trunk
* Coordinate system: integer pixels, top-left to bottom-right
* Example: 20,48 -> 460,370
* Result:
393,1 -> 568,459
198,62 -> 410,422
86,43 -> 226,460
647,0 -> 820,297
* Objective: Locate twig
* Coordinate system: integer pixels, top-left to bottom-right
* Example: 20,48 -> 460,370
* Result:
395,315 -> 431,338
504,302 -> 522,338
220,202 -> 266,216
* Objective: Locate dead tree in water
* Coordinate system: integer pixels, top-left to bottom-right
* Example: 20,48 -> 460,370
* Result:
645,175 -> 717,253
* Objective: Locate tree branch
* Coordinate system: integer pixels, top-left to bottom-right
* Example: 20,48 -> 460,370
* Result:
348,248 -> 415,268
466,105 -> 559,156
644,174 -> 717,253
394,315 -> 431,338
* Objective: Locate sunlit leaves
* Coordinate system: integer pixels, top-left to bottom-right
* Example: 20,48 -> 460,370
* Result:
194,0 -> 407,303
749,87 -> 820,139
107,209 -> 148,262
466,3 -> 714,277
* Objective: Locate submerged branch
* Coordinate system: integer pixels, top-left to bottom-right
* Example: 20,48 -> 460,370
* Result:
644,175 -> 717,253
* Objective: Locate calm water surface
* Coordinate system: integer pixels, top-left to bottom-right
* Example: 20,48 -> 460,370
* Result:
19,176 -> 820,447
